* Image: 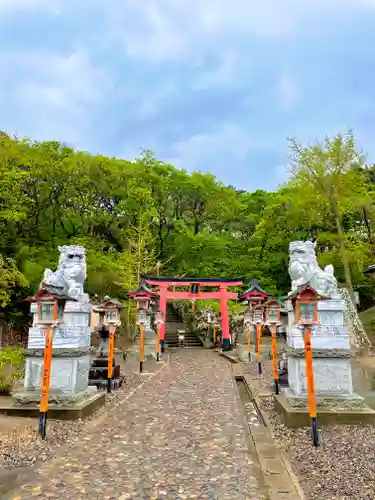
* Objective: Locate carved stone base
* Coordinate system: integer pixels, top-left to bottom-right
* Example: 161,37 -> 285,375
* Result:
284,387 -> 366,410
12,386 -> 97,406
288,355 -> 353,397
275,391 -> 375,427
23,353 -> 91,394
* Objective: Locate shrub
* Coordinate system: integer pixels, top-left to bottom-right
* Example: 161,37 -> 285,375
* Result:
0,347 -> 25,395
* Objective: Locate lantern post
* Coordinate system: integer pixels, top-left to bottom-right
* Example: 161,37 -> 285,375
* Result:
243,309 -> 253,362
127,281 -> 159,363
105,303 -> 122,394
136,296 -> 151,373
26,288 -> 71,440
293,285 -> 320,447
265,299 -> 282,395
93,298 -> 123,394
252,305 -> 264,374
154,310 -> 164,362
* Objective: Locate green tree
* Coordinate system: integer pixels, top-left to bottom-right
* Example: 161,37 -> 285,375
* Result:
288,132 -> 367,300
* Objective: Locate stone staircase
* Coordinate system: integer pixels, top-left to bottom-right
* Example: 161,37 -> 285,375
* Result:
341,287 -> 373,352
165,304 -> 202,348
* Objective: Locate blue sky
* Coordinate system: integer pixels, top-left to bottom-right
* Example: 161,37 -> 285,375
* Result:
1,0 -> 375,191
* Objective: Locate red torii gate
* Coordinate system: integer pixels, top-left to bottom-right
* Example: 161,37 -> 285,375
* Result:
142,276 -> 244,352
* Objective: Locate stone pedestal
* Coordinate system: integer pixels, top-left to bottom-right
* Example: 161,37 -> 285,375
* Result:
128,317 -> 157,359
13,298 -> 94,405
236,325 -> 256,362
286,296 -> 366,408
88,331 -> 123,389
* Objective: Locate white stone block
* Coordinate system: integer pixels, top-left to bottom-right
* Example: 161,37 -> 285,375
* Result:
287,298 -> 350,350
24,355 -> 91,393
288,356 -> 353,397
28,325 -> 91,349
288,325 -> 350,350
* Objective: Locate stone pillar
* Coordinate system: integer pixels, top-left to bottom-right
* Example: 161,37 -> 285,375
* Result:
236,324 -> 256,362
286,295 -> 364,408
130,314 -> 157,359
13,297 -> 95,406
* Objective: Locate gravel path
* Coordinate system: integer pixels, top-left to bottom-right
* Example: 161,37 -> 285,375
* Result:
13,350 -> 265,500
0,358 -> 157,471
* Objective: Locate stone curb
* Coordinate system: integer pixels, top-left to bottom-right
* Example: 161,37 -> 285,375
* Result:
220,352 -> 304,500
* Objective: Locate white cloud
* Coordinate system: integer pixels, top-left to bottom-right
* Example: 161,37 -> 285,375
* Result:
168,123 -> 251,169
191,50 -> 250,91
0,0 -> 60,14
134,81 -> 178,120
0,49 -> 110,146
275,72 -> 299,111
101,0 -> 370,63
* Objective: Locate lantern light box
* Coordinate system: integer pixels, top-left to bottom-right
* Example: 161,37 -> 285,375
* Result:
137,309 -> 148,325
243,310 -> 252,325
265,299 -> 281,325
289,285 -> 321,326
252,308 -> 264,324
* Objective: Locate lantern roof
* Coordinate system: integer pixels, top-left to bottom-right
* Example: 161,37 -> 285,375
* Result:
239,279 -> 269,299
287,284 -> 327,301
24,284 -> 76,303
127,280 -> 159,299
264,297 -> 282,308
93,297 -> 124,311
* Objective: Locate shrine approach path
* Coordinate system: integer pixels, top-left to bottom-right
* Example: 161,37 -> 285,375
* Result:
16,350 -> 266,500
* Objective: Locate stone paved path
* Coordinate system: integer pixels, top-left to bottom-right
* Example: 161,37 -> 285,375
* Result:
15,350 -> 266,499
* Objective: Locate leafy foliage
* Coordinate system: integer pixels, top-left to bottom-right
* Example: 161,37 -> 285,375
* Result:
0,130 -> 374,333
0,346 -> 25,394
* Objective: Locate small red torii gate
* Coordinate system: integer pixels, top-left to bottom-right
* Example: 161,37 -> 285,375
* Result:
142,276 -> 244,351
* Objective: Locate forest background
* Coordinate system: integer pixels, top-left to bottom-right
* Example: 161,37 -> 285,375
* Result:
0,130 -> 374,337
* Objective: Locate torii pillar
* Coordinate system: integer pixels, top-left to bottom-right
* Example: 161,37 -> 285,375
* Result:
220,285 -> 231,351
158,284 -> 167,353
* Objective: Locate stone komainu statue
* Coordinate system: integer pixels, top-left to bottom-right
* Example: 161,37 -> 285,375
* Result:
288,240 -> 338,298
41,245 -> 87,300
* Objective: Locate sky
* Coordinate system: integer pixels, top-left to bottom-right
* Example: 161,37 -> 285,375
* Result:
1,1 -> 375,191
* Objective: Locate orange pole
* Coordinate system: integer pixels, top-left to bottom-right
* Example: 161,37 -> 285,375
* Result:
213,326 -> 216,345
247,324 -> 251,362
140,323 -> 145,373
256,324 -> 262,374
304,326 -> 319,446
156,324 -> 160,362
271,325 -> 279,394
107,326 -> 115,392
39,326 -> 53,439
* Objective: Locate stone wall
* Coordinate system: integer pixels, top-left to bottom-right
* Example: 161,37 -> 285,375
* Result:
341,287 -> 372,352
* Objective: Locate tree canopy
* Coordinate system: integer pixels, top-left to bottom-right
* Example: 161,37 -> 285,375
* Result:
0,130 -> 375,330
